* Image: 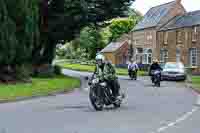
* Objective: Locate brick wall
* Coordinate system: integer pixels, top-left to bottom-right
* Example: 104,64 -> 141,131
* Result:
158,26 -> 200,73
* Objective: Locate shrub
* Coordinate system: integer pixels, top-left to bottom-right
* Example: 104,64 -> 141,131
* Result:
32,64 -> 55,78
15,64 -> 32,82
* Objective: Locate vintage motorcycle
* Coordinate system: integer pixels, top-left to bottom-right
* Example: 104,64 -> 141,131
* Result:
86,75 -> 125,111
129,69 -> 137,80
151,70 -> 162,87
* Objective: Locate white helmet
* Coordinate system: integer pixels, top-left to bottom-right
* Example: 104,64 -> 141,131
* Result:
95,54 -> 105,61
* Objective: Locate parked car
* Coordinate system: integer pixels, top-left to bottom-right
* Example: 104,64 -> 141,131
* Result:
162,62 -> 186,81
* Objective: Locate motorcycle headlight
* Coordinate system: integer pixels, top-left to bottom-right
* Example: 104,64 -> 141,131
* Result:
100,82 -> 107,87
92,78 -> 99,84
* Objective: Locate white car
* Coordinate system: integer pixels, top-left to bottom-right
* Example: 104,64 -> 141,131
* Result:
162,62 -> 186,81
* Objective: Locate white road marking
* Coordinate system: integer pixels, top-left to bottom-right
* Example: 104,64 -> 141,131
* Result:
149,106 -> 199,133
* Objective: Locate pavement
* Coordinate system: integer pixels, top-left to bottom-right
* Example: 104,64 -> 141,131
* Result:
0,69 -> 199,133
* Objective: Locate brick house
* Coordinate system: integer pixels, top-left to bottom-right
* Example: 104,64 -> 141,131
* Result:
101,41 -> 129,65
131,0 -> 186,64
158,11 -> 200,73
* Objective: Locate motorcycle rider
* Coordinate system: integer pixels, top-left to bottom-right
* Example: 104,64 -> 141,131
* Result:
94,54 -> 120,100
149,59 -> 162,82
128,59 -> 139,78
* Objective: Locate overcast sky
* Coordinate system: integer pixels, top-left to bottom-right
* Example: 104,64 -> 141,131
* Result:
132,0 -> 200,15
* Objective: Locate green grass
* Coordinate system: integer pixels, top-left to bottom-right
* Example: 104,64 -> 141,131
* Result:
192,76 -> 200,91
58,63 -> 148,76
0,75 -> 80,101
60,63 -> 96,72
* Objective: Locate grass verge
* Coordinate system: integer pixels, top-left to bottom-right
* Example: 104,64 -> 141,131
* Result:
192,76 -> 200,92
58,63 -> 148,76
0,75 -> 80,101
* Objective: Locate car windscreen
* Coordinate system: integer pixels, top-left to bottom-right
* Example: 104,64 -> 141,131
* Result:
164,64 -> 178,69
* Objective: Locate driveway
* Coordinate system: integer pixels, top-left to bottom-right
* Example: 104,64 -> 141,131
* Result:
0,69 -> 199,133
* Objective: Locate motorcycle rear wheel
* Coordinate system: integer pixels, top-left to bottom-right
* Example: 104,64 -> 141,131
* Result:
113,102 -> 121,108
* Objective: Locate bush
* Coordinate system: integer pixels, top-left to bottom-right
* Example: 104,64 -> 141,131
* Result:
32,64 -> 55,78
80,62 -> 87,65
15,64 -> 32,82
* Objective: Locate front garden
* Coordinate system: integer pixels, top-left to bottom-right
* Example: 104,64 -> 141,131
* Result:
0,75 -> 80,101
192,76 -> 200,92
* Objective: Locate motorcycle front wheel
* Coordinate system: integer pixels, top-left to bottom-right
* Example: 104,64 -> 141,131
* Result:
154,79 -> 160,87
89,89 -> 103,111
156,81 -> 160,87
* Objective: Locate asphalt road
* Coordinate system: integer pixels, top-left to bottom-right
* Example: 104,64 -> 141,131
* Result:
0,69 -> 199,133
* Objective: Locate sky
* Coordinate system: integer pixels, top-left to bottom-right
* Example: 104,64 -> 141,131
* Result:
132,0 -> 200,15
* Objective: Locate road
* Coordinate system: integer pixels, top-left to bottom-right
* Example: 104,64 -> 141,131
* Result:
0,69 -> 199,133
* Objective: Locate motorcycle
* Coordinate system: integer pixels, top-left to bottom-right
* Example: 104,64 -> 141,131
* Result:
151,70 -> 161,87
129,69 -> 137,80
86,75 -> 125,111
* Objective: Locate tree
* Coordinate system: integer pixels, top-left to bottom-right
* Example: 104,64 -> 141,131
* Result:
0,0 -> 39,64
79,25 -> 105,59
126,8 -> 143,18
109,16 -> 142,41
0,0 -> 39,81
0,0 -> 135,81
36,0 -> 135,65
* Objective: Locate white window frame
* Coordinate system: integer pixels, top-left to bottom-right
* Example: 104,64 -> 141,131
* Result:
146,32 -> 153,43
189,48 -> 197,66
143,49 -> 152,64
134,40 -> 137,45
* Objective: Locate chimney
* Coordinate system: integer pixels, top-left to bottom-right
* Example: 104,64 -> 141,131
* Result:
176,0 -> 181,4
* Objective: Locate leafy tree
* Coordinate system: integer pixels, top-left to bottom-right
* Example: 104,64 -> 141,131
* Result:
0,0 -> 39,81
100,27 -> 112,46
79,25 -> 105,59
0,0 -> 39,64
109,16 -> 142,41
126,8 -> 143,18
0,0 -> 136,81
37,0 -> 135,65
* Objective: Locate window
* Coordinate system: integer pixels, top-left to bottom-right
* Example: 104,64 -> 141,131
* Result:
128,39 -> 131,44
146,32 -> 153,41
189,48 -> 197,66
192,27 -> 198,42
177,31 -> 182,43
147,53 -> 152,64
164,32 -> 168,44
137,48 -> 143,53
143,49 -> 152,64
143,54 -> 147,64
135,40 -> 137,45
134,40 -> 137,45
160,49 -> 168,63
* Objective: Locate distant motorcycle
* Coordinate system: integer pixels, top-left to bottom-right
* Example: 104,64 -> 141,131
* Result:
151,70 -> 161,87
129,69 -> 137,80
86,75 -> 125,111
